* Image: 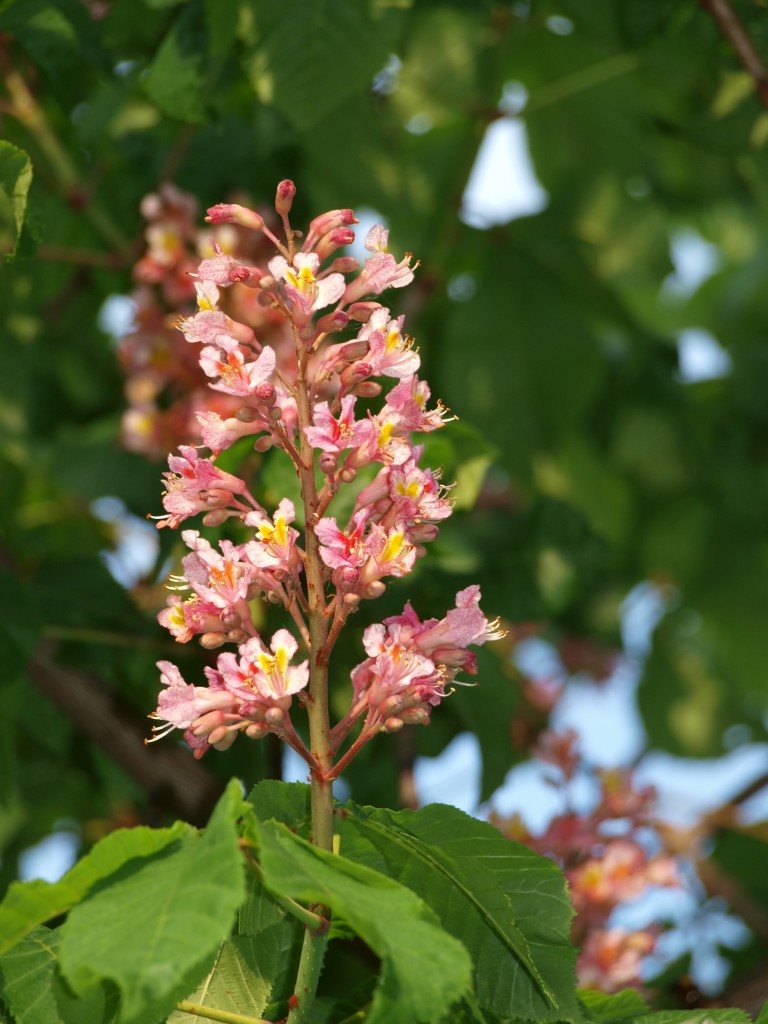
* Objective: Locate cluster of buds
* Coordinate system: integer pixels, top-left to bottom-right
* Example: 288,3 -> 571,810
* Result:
147,181 -> 503,776
491,729 -> 679,993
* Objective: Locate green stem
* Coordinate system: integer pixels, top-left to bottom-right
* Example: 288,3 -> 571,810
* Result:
243,850 -> 329,934
285,335 -> 335,1024
175,1001 -> 270,1024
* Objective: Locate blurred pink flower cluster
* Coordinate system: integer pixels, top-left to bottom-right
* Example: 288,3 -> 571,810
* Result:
491,729 -> 679,994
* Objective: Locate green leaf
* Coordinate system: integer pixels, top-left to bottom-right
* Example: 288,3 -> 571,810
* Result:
143,0 -> 209,122
243,0 -> 403,130
252,816 -> 472,1024
0,142 -> 32,262
578,988 -> 649,1022
246,779 -> 311,832
0,823 -> 187,955
58,780 -> 246,1024
167,925 -> 298,1023
337,802 -> 580,1022
0,926 -> 118,1024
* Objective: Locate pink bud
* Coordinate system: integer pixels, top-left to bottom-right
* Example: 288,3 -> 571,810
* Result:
347,302 -> 382,322
255,382 -> 276,404
317,309 -> 350,334
382,716 -> 404,733
339,361 -> 372,390
206,203 -> 265,231
318,452 -> 338,475
354,381 -> 382,398
400,707 -> 430,726
253,435 -> 273,452
339,566 -> 360,585
327,256 -> 360,275
380,695 -> 405,716
227,629 -> 248,644
202,509 -> 232,526
237,406 -> 260,422
265,707 -> 285,727
275,180 -> 296,216
316,227 -> 356,260
200,631 -> 227,649
246,722 -> 270,740
409,523 -> 439,543
308,208 -> 357,243
339,466 -> 357,483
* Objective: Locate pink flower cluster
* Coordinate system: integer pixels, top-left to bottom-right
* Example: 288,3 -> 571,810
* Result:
147,181 -> 502,771
491,731 -> 679,994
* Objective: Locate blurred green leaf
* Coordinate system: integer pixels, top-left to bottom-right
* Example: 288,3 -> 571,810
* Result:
0,143 -> 32,262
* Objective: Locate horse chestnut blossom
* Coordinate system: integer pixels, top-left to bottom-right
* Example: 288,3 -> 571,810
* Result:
147,180 -> 503,789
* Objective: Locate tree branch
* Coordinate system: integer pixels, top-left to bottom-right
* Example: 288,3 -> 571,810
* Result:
699,0 -> 768,110
28,641 -> 224,826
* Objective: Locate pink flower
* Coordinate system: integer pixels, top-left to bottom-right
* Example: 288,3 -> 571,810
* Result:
353,306 -> 419,379
315,509 -> 369,571
147,660 -> 238,744
268,252 -> 346,323
304,396 -> 365,454
199,336 -> 275,397
156,446 -> 251,528
384,586 -> 504,670
243,498 -> 299,575
218,629 -> 309,701
385,375 -> 452,432
342,226 -> 416,304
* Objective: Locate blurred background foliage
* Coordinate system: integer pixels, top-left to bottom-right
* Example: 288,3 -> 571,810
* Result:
3,0 -> 768,1005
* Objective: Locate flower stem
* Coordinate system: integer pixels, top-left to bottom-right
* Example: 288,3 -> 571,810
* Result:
285,336 -> 335,1024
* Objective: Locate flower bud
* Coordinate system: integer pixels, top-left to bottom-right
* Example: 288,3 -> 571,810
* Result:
380,695 -> 405,716
253,435 -> 273,452
246,722 -> 270,740
362,581 -> 386,600
255,381 -> 276,405
343,592 -> 361,608
354,381 -> 382,398
206,203 -> 265,231
200,631 -> 227,649
226,628 -> 248,644
316,227 -> 356,260
339,466 -> 357,483
347,301 -> 382,322
265,707 -> 285,727
202,509 -> 232,526
409,523 -> 439,543
382,716 -> 404,733
275,179 -> 296,216
327,256 -> 360,275
237,406 -> 260,422
318,451 -> 338,475
269,406 -> 283,421
308,208 -> 357,243
338,566 -> 360,585
399,707 -> 430,726
316,309 -> 350,334
339,361 -> 372,390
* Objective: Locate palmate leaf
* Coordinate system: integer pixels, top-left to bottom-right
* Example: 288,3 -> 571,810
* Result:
0,821 -> 188,955
336,802 -> 580,1022
57,780 -> 246,1024
250,815 -> 472,1024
